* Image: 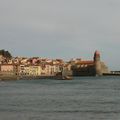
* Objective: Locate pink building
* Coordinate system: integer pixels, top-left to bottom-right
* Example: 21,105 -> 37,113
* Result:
0,64 -> 18,75
0,64 -> 14,72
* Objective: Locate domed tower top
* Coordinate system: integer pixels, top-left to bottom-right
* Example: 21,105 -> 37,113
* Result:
94,50 -> 100,62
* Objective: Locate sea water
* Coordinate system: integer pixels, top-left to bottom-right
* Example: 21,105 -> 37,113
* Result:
0,76 -> 120,120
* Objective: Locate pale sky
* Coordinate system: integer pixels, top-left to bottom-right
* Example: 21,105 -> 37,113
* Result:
0,0 -> 120,70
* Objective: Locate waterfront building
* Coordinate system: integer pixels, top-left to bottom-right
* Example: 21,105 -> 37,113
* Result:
0,55 -> 5,64
62,63 -> 73,76
71,51 -> 110,76
0,55 -> 4,61
71,60 -> 95,76
20,58 -> 28,65
44,64 -> 54,76
19,65 -> 42,76
43,62 -> 62,76
29,65 -> 42,76
0,64 -> 18,76
19,65 -> 29,76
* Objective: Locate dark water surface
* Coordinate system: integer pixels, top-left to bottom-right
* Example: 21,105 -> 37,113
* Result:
0,76 -> 120,120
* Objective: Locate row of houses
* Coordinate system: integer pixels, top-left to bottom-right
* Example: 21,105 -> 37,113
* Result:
0,55 -> 66,77
1,50 -> 108,77
0,63 -> 64,77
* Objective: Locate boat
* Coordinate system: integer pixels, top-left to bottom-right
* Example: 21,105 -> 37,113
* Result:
56,75 -> 73,80
63,76 -> 73,80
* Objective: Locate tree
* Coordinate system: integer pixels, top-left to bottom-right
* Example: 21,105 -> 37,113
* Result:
0,49 -> 12,58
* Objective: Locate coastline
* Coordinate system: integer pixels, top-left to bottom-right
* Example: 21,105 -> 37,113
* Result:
0,74 -> 120,81
0,75 -> 69,81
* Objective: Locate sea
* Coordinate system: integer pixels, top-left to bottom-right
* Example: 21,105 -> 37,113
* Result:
0,76 -> 120,120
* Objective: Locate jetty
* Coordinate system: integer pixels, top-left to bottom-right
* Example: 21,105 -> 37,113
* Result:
103,71 -> 120,76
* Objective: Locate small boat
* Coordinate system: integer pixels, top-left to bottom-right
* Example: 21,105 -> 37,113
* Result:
56,75 -> 73,80
63,76 -> 73,80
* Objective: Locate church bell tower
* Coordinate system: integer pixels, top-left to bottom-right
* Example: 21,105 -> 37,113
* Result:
94,50 -> 102,76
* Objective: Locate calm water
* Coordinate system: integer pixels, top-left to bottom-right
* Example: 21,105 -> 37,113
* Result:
0,76 -> 120,120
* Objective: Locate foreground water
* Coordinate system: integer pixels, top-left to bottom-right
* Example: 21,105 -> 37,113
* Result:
0,76 -> 120,120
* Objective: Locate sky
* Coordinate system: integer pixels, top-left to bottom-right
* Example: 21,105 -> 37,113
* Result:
0,0 -> 120,70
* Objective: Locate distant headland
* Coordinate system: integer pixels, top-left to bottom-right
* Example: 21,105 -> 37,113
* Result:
0,49 -> 119,80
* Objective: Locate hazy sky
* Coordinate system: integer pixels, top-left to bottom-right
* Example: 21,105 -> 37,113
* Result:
0,0 -> 120,70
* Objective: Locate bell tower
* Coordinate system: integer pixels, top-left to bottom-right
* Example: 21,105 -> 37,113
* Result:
94,50 -> 102,76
